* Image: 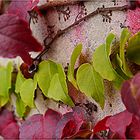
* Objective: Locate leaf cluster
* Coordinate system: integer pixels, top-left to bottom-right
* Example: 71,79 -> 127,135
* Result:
1,28 -> 140,119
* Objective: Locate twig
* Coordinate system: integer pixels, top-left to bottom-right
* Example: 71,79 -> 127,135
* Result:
33,4 -> 128,62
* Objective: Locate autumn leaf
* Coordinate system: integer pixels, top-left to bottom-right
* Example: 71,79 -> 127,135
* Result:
93,116 -> 111,134
93,111 -> 133,139
128,115 -> 140,139
54,106 -> 88,139
7,0 -> 39,21
0,109 -> 19,139
121,73 -> 140,117
67,81 -> 88,105
20,109 -> 62,139
0,14 -> 42,65
106,110 -> 133,139
20,107 -> 90,139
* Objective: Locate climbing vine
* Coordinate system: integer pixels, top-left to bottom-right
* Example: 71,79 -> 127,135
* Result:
0,0 -> 140,139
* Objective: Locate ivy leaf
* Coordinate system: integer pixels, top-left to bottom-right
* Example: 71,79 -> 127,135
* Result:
67,81 -> 88,105
20,109 -> 62,139
93,116 -> 111,134
93,33 -> 123,88
20,77 -> 37,108
37,60 -> 74,106
128,115 -> 140,139
0,97 -> 9,107
0,14 -> 42,65
76,63 -> 105,109
119,28 -> 132,77
54,107 -> 88,139
57,64 -> 68,94
7,0 -> 39,21
47,74 -> 73,106
126,32 -> 140,65
121,73 -> 140,117
20,107 -> 88,139
0,62 -> 13,106
68,44 -> 82,89
112,54 -> 129,80
0,109 -> 19,139
106,110 -> 133,139
47,64 -> 74,106
37,60 -> 58,96
16,95 -> 26,118
15,70 -> 25,94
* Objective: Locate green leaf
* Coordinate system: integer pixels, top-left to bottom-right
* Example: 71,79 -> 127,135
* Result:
68,44 -> 82,89
92,34 -> 123,88
119,28 -> 132,77
16,95 -> 26,118
76,63 -> 105,109
126,31 -> 140,65
37,60 -> 73,106
0,62 -> 13,106
15,70 -> 25,94
0,96 -> 9,107
112,54 -> 129,80
47,73 -> 74,106
36,60 -> 58,96
57,64 -> 68,94
20,78 -> 37,108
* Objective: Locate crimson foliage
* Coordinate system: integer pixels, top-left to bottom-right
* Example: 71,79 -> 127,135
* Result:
121,73 -> 140,117
19,107 -> 90,139
0,14 -> 42,65
0,0 -> 42,65
20,109 -> 62,139
0,109 -> 19,139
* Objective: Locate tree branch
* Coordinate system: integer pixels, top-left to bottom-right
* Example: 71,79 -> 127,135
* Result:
33,4 -> 128,62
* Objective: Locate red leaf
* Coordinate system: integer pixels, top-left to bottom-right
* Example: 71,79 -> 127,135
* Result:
19,109 -> 62,139
128,115 -> 140,139
93,116 -> 111,134
106,110 -> 133,139
68,81 -> 88,104
121,73 -> 140,117
0,109 -> 19,139
20,107 -> 91,139
0,14 -> 42,65
7,0 -> 39,21
54,106 -> 88,139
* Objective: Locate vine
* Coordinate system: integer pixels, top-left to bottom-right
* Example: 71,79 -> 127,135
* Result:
0,0 -> 140,139
32,3 -> 129,69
